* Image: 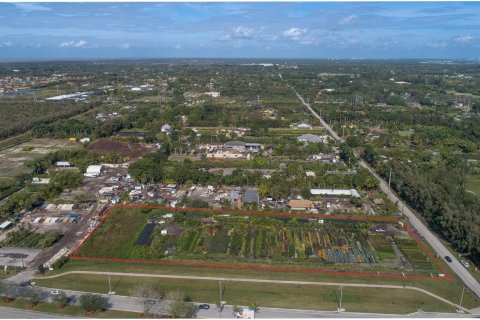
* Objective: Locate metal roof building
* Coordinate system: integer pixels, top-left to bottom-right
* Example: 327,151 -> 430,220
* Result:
224,141 -> 246,149
55,161 -> 70,167
243,189 -> 259,203
297,134 -> 326,143
310,189 -> 361,198
0,221 -> 12,229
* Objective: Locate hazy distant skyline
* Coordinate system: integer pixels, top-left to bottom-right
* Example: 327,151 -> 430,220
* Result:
1,2 -> 480,60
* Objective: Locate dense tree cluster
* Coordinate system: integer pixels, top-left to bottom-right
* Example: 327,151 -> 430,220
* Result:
0,101 -> 93,138
375,161 -> 480,265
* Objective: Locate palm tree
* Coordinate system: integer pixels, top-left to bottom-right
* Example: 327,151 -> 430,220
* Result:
258,183 -> 270,197
249,302 -> 260,315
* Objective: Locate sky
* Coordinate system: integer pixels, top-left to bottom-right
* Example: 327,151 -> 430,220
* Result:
1,1 -> 480,60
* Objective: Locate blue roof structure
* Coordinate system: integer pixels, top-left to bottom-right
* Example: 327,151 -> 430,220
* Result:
243,189 -> 259,203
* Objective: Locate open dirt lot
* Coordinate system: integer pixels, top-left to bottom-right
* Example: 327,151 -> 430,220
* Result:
0,138 -> 80,178
86,138 -> 156,159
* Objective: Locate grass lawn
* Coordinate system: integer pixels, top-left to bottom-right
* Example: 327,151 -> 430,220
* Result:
35,273 -> 457,314
168,155 -> 198,162
466,175 -> 480,196
0,269 -> 21,280
398,130 -> 412,137
36,259 -> 480,310
0,298 -> 139,318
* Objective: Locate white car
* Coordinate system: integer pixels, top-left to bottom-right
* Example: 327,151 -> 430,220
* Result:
50,290 -> 62,295
461,259 -> 470,268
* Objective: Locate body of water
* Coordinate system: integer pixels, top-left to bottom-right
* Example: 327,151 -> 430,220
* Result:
0,89 -> 37,97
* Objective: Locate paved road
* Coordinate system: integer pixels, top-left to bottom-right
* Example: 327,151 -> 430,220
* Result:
0,305 -> 79,318
282,73 -> 480,299
195,304 -> 475,318
35,270 -> 469,312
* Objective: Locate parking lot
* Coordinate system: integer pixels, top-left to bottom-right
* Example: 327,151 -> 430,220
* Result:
0,247 -> 42,267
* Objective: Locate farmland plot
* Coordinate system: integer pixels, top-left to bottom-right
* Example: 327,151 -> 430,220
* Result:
75,207 -> 437,273
104,218 -> 382,264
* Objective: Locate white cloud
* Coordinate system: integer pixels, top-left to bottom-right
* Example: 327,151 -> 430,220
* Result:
0,41 -> 14,47
233,26 -> 256,39
119,43 -> 131,49
59,40 -> 88,48
454,34 -> 475,43
219,26 -> 265,42
428,42 -> 447,48
282,27 -> 316,45
339,14 -> 358,25
14,3 -> 51,11
218,34 -> 232,42
283,27 -> 308,40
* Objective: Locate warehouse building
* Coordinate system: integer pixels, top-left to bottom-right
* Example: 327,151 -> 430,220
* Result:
84,165 -> 105,177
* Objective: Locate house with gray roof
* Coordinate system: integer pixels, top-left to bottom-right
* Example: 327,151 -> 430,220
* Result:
224,141 -> 246,150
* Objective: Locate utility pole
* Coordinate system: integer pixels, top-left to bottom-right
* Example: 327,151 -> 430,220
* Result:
219,280 -> 223,301
218,281 -> 225,318
108,272 -> 115,294
388,168 -> 392,188
337,285 -> 345,312
459,286 -> 465,309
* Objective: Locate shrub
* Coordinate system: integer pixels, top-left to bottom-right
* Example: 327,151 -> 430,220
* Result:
52,256 -> 69,269
79,293 -> 108,313
53,291 -> 71,308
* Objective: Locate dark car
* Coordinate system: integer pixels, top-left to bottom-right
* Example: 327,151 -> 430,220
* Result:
444,256 -> 452,263
199,304 -> 210,310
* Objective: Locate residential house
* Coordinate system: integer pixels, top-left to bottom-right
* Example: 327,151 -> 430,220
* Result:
297,121 -> 312,129
161,124 -> 172,133
309,153 -> 338,163
55,161 -> 70,168
369,127 -> 384,135
204,91 -> 220,97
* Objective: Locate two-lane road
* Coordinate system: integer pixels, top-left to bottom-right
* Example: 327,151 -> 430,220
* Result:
282,73 -> 480,298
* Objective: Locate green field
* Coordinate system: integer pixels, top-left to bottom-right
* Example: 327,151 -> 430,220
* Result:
466,175 -> 480,196
398,130 -> 413,137
35,258 -> 480,311
167,154 -> 198,162
74,207 -> 437,275
35,273 -> 456,314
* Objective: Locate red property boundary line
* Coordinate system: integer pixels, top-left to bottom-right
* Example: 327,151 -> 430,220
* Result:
70,204 -> 452,281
